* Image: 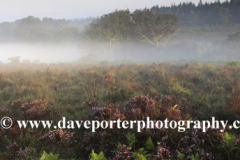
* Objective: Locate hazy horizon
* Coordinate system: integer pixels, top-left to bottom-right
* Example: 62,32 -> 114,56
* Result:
0,43 -> 82,63
0,0 -> 239,64
0,0 -> 223,23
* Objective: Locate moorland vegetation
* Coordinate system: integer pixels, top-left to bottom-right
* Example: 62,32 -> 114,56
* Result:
1,61 -> 240,159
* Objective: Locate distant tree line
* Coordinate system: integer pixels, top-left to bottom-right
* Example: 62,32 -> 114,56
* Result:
0,16 -> 93,42
0,0 -> 240,42
150,0 -> 240,26
0,10 -> 181,45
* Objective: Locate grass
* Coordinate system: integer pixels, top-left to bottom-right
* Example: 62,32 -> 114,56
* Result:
1,61 -> 240,159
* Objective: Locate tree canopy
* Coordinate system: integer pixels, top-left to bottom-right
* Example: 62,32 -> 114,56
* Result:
0,16 -> 91,42
82,9 -> 180,46
132,9 -> 180,45
1,0 -> 240,42
150,0 -> 240,26
82,10 -> 135,44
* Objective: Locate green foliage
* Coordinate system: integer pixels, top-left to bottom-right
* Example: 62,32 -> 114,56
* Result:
222,132 -> 238,159
151,0 -> 237,26
172,82 -> 191,97
82,10 -> 135,44
1,62 -> 240,159
191,153 -> 199,160
177,151 -> 185,160
126,133 -> 137,148
89,150 -> 107,160
226,61 -> 240,67
1,1 -> 240,43
132,9 -> 180,46
131,152 -> 147,160
40,151 -> 59,160
131,148 -> 151,160
145,137 -> 154,150
222,132 -> 236,148
115,141 -> 121,151
0,15 -> 83,42
82,9 -> 180,46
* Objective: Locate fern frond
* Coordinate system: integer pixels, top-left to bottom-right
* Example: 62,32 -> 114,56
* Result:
126,133 -> 137,148
40,151 -> 59,160
145,137 -> 154,150
191,153 -> 199,160
89,150 -> 107,160
131,152 -> 147,160
177,151 -> 185,160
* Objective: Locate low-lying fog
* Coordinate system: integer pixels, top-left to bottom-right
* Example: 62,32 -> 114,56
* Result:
0,42 -> 82,63
0,38 -> 239,64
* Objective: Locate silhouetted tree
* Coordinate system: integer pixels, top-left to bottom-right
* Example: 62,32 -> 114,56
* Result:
82,10 -> 135,44
132,9 -> 180,46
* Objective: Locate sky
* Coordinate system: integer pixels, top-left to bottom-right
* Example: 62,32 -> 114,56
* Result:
0,0 -> 221,22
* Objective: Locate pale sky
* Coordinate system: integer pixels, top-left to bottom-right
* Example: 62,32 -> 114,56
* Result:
0,0 -> 221,22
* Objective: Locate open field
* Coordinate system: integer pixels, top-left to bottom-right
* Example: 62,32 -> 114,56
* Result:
1,61 -> 240,159
1,0 -> 240,159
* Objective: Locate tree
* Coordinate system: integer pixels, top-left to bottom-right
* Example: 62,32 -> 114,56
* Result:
8,56 -> 21,64
82,9 -> 181,46
132,9 -> 181,46
19,16 -> 42,27
81,10 -> 135,44
203,6 -> 231,24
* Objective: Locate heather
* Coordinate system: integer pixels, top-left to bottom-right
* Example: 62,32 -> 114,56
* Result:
0,61 -> 240,159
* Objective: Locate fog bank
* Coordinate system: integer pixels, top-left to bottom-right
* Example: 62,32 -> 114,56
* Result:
0,42 -> 82,63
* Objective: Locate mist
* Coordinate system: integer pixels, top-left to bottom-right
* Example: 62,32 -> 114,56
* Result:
0,1 -> 240,64
0,42 -> 83,63
78,34 -> 240,63
1,34 -> 239,64
2,1 -> 240,159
